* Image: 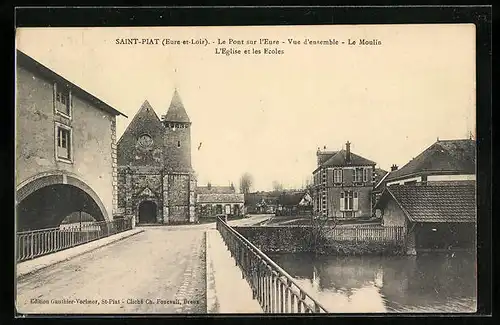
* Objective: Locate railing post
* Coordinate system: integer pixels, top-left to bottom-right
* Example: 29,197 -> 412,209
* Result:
279,280 -> 284,313
271,272 -> 276,313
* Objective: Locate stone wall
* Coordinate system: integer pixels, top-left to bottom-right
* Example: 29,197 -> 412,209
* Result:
16,65 -> 116,220
234,226 -> 406,256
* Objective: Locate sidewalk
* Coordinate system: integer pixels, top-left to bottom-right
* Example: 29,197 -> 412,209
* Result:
17,228 -> 144,278
205,230 -> 263,313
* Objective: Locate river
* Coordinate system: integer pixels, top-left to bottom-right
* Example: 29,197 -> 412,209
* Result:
268,251 -> 476,313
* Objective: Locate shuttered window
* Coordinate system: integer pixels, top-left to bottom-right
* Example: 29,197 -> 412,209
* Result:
340,191 -> 358,211
54,83 -> 72,117
353,191 -> 359,210
334,169 -> 343,184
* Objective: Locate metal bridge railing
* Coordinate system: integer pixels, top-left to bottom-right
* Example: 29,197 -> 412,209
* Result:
16,217 -> 133,263
216,216 -> 329,313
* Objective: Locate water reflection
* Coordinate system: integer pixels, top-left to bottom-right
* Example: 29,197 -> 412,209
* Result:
269,252 -> 477,313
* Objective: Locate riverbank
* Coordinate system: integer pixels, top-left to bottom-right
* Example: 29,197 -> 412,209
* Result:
234,225 -> 406,256
262,216 -> 382,227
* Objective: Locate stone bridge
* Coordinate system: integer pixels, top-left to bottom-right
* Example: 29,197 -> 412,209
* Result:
16,215 -> 285,314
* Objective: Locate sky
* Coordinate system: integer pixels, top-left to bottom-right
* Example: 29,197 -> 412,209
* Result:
16,25 -> 476,191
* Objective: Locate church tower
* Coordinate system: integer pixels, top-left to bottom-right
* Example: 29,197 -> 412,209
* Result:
161,89 -> 197,223
162,89 -> 192,172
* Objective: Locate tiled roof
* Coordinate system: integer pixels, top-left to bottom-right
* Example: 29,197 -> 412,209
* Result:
322,149 -> 376,167
317,151 -> 338,165
197,186 -> 235,194
163,89 -> 190,123
376,184 -> 476,223
197,193 -> 244,204
278,192 -> 307,206
385,139 -> 476,182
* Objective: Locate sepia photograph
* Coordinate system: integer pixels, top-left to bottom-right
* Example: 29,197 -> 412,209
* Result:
15,22 -> 478,315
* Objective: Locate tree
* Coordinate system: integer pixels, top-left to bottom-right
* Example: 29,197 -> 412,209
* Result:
239,172 -> 253,195
272,180 -> 284,192
307,214 -> 338,256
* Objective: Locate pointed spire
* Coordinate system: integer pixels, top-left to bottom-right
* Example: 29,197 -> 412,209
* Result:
164,89 -> 191,123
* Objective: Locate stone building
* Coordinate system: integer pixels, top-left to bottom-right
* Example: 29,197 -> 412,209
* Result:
116,90 -> 197,224
15,50 -> 127,231
196,184 -> 245,218
312,141 -> 378,220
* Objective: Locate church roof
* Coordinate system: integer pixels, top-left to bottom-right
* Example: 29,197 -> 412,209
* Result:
163,89 -> 191,123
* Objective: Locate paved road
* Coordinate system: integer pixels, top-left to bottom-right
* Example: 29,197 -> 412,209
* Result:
16,228 -> 207,314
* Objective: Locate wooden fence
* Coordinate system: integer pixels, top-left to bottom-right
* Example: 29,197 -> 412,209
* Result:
325,225 -> 405,242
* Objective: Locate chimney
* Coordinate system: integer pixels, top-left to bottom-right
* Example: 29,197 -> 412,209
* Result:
345,141 -> 351,163
391,164 -> 398,171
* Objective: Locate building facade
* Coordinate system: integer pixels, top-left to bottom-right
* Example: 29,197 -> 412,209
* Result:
16,50 -> 127,231
196,184 -> 245,217
244,191 -> 280,214
116,90 -> 197,225
312,141 -> 377,220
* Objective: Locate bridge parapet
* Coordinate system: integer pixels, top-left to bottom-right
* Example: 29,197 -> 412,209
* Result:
16,217 -> 134,263
216,216 -> 329,314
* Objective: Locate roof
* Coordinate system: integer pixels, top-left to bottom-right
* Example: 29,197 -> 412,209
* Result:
374,168 -> 389,185
322,149 -> 376,167
245,192 -> 280,205
16,50 -> 127,118
278,191 -> 312,206
116,100 -> 165,166
317,151 -> 338,165
197,193 -> 244,204
385,139 -> 476,182
197,186 -> 235,195
163,89 -> 190,123
375,184 -> 476,223
278,192 -> 305,206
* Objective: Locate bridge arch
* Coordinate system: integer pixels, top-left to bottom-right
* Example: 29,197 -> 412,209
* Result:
16,171 -> 110,231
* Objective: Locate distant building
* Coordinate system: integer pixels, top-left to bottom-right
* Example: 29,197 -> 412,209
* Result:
276,191 -> 313,216
15,50 -> 127,231
196,184 -> 244,217
312,141 -> 378,220
245,192 -> 280,214
117,91 -> 197,225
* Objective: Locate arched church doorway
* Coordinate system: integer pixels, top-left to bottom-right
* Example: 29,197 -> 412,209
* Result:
138,201 -> 157,224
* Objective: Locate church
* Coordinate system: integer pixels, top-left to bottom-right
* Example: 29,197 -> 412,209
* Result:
116,90 -> 197,224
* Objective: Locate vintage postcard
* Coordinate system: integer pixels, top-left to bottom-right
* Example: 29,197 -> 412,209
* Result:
15,23 -> 477,315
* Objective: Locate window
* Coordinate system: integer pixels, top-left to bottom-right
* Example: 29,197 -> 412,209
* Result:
340,191 -> 358,211
55,124 -> 72,162
54,83 -> 72,117
334,169 -> 343,184
353,168 -> 363,183
177,141 -> 181,148
363,168 -> 370,182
